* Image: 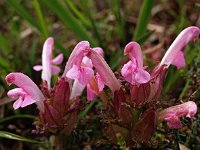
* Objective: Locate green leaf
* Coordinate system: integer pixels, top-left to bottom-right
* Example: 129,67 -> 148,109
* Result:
0,131 -> 43,143
33,0 -> 48,38
134,0 -> 154,41
42,0 -> 96,46
6,0 -> 40,32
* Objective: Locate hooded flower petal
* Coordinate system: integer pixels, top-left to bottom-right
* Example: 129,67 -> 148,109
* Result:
41,37 -> 54,88
87,50 -> 121,92
121,42 -> 150,85
124,42 -> 143,67
93,47 -> 104,57
171,51 -> 186,69
158,101 -> 197,129
63,41 -> 90,77
6,72 -> 45,112
160,26 -> 200,68
67,45 -> 105,100
33,37 -> 64,88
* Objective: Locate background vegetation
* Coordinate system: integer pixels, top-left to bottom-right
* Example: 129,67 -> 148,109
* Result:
0,0 -> 199,149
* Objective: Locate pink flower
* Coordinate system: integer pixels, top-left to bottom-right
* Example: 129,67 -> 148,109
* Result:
6,72 -> 45,111
62,41 -> 92,98
87,49 -> 121,92
63,41 -> 120,100
65,42 -> 105,101
63,41 -> 90,78
63,41 -> 93,99
121,42 -> 151,85
33,37 -> 64,88
83,48 -> 105,101
66,64 -> 94,86
86,73 -> 105,101
158,101 -> 197,129
70,80 -> 85,99
160,26 -> 200,69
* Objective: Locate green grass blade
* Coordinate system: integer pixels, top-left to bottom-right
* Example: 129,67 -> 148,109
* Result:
178,79 -> 190,99
64,0 -> 91,28
0,57 -> 11,72
33,0 -> 48,38
6,1 -> 68,58
78,100 -> 96,119
80,0 -> 102,46
29,39 -> 37,67
0,115 -> 37,124
0,131 -> 43,143
0,35 -> 11,52
112,0 -> 126,42
6,0 -> 40,32
137,30 -> 155,44
54,39 -> 69,58
133,0 -> 154,41
42,0 -> 96,46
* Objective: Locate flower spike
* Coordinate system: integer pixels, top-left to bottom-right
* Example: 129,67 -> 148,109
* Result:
6,72 -> 45,112
121,42 -> 151,85
160,26 -> 200,68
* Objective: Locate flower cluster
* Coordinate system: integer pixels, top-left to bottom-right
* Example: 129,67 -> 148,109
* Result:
5,27 -> 199,142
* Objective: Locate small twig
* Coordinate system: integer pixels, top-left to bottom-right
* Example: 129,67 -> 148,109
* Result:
0,97 -> 14,106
